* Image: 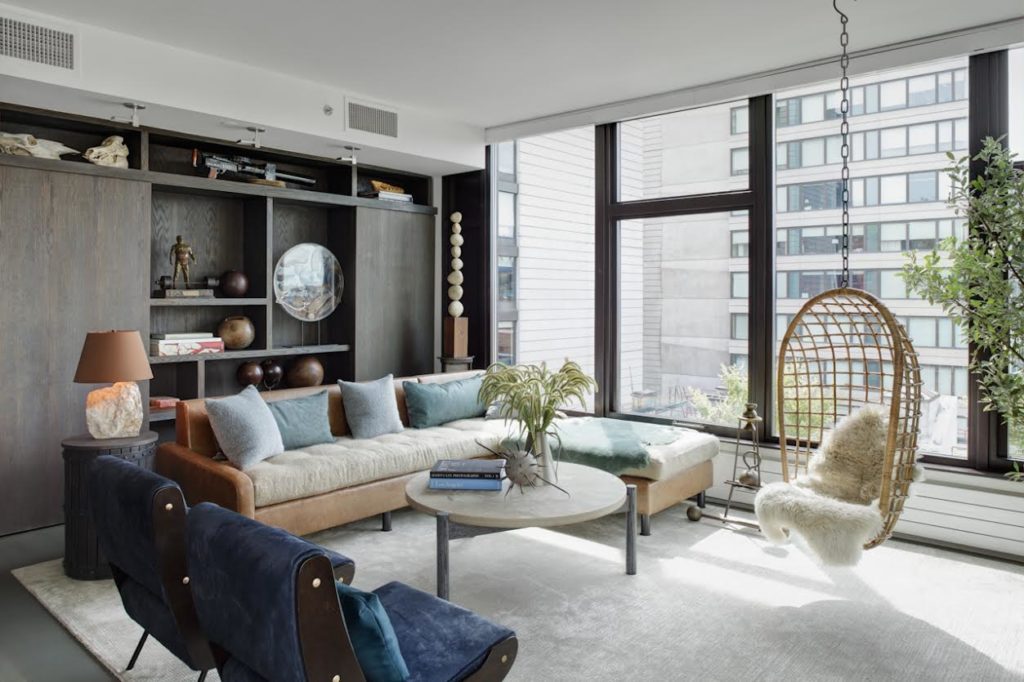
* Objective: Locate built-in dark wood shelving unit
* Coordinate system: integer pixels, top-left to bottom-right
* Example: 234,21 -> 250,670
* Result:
1,101 -> 439,444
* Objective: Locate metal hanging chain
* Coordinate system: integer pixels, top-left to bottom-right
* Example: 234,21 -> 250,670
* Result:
834,0 -> 851,288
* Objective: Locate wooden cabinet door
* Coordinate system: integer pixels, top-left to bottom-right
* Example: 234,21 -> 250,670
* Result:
0,166 -> 149,534
353,208 -> 435,380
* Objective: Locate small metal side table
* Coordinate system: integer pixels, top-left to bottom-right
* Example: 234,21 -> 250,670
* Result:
438,356 -> 475,373
62,431 -> 158,580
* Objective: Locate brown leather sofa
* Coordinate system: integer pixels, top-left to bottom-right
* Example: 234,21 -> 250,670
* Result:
157,371 -> 718,537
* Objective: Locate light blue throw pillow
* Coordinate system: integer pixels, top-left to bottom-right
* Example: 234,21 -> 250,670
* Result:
205,385 -> 284,470
403,377 -> 486,428
338,375 -> 404,439
266,390 -> 334,450
335,582 -> 410,682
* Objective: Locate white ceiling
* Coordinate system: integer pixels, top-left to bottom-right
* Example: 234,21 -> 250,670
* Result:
7,0 -> 1024,129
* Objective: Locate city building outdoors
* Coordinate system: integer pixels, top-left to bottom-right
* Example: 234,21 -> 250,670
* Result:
497,56 -> 984,458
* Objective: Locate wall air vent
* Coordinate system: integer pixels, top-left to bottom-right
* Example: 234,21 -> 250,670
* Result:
0,16 -> 75,70
346,99 -> 398,138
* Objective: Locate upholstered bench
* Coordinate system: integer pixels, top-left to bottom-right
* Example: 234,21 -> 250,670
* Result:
444,416 -> 720,535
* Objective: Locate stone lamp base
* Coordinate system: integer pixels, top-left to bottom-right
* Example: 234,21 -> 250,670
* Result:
85,381 -> 144,439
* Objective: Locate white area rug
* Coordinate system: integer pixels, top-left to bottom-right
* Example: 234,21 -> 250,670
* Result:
12,505 -> 1024,681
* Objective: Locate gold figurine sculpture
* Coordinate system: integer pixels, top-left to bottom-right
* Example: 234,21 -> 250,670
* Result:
170,235 -> 197,287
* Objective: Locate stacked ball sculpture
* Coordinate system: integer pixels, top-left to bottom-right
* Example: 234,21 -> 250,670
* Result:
447,211 -> 464,318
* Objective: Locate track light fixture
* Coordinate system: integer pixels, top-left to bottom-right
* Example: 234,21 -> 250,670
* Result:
112,102 -> 146,127
336,145 -> 360,165
236,127 -> 266,149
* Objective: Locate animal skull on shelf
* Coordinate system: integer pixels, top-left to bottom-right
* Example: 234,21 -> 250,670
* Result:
0,132 -> 79,159
84,135 -> 130,168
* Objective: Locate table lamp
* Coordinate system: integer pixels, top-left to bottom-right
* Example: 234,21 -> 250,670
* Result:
73,330 -> 153,439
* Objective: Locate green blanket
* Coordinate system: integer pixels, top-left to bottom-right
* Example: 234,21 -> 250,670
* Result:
538,418 -> 682,474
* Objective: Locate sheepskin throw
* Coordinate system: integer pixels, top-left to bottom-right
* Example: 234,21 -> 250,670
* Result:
755,406 -> 919,566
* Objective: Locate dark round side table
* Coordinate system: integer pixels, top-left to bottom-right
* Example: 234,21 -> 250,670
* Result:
62,431 -> 158,580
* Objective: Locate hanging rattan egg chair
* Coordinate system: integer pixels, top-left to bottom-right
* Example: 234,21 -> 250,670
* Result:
767,0 -> 924,553
776,287 -> 923,548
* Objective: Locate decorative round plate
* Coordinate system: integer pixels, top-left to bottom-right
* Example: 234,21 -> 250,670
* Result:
273,243 -> 344,322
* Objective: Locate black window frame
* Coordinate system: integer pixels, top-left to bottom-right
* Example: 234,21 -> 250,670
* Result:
595,95 -> 774,439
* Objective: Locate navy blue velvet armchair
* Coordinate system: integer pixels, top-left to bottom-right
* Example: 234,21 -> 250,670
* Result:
89,455 -> 217,680
186,503 -> 518,682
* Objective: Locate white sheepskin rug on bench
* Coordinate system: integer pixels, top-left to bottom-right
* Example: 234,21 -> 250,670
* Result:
755,406 -> 922,566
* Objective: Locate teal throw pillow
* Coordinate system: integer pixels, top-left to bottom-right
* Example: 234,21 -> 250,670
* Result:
403,376 -> 486,429
335,582 -> 410,682
338,375 -> 404,439
266,390 -> 334,450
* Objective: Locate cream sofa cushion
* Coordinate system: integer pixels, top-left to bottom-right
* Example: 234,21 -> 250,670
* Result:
246,419 -> 507,507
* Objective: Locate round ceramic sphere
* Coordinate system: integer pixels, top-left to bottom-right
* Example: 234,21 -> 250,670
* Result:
220,270 -> 250,298
686,506 -> 703,522
450,233 -> 464,247
451,245 -> 462,258
450,257 -> 464,271
450,211 -> 462,223
287,355 -> 324,388
218,315 -> 255,350
236,361 -> 263,387
448,284 -> 463,301
448,300 -> 464,317
452,223 -> 462,235
447,270 -> 464,285
260,359 -> 284,389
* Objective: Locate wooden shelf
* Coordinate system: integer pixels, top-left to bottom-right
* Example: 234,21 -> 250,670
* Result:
149,344 -> 351,365
150,297 -> 268,306
0,154 -> 437,215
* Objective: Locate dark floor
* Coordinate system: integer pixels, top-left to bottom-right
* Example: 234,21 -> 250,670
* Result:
0,525 -> 114,681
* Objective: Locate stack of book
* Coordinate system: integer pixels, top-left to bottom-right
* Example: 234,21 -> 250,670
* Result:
149,396 -> 180,410
150,332 -> 225,357
359,190 -> 413,203
428,459 -> 505,491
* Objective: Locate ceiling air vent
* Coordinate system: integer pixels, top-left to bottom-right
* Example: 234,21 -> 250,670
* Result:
0,15 -> 75,70
346,99 -> 398,138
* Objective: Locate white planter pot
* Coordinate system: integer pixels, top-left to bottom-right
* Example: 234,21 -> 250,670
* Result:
534,431 -> 557,484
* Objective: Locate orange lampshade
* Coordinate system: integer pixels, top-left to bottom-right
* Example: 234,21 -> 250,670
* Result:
73,330 -> 153,383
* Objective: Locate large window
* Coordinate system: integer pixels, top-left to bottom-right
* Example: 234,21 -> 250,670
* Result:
775,57 -> 971,458
491,51 -> 1016,472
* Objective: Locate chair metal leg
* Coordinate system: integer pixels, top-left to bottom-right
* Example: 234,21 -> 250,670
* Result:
696,491 -> 706,508
197,671 -> 208,682
437,512 -> 450,600
381,511 -> 392,532
640,513 -> 651,536
126,630 -> 149,671
626,485 -> 637,576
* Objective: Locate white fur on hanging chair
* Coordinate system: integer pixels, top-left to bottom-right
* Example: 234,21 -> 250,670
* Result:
755,406 -> 923,566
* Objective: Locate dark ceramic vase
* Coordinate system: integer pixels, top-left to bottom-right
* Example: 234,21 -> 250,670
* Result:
261,359 -> 284,390
287,355 -> 324,387
220,270 -> 250,298
236,361 -> 263,387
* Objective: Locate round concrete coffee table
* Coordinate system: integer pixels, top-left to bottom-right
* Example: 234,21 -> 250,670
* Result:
406,462 -> 638,599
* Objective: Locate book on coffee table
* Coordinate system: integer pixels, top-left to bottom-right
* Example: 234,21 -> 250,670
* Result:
428,477 -> 503,491
430,459 -> 505,480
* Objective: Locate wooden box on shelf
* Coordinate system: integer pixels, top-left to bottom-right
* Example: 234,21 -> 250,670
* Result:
443,316 -> 469,358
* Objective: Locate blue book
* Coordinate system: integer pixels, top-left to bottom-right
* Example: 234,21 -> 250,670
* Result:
428,477 -> 503,491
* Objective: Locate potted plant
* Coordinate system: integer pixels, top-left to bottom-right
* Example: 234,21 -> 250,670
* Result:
902,137 -> 1024,480
479,360 -> 597,482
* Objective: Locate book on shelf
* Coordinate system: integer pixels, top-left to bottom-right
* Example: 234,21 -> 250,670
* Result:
150,338 -> 225,356
152,288 -> 216,299
150,332 -> 214,340
359,190 -> 413,203
428,477 -> 503,491
430,459 -> 505,480
149,396 -> 180,409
